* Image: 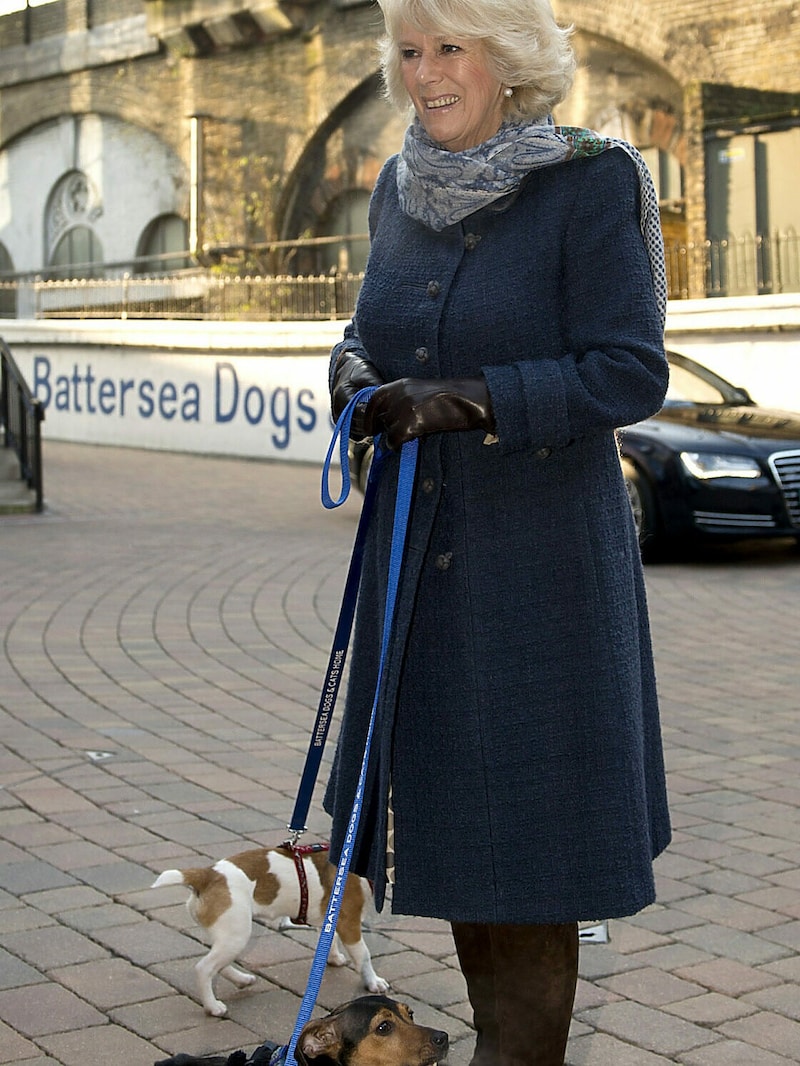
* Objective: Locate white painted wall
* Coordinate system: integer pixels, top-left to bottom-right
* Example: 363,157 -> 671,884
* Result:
0,114 -> 188,274
3,295 -> 800,464
665,294 -> 800,411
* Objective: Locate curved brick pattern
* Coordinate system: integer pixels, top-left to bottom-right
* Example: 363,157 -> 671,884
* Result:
1,440 -> 799,1065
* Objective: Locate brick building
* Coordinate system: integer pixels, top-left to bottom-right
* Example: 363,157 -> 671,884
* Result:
0,0 -> 798,298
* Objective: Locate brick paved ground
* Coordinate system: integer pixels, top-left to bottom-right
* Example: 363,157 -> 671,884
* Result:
1,440 -> 799,1066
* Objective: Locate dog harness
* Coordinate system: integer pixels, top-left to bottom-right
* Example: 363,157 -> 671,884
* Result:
281,841 -> 330,928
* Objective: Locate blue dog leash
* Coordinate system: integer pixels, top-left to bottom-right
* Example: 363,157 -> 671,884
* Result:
286,389 -> 386,841
276,391 -> 418,1066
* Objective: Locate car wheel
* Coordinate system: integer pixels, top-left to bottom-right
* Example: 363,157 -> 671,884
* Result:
621,458 -> 660,559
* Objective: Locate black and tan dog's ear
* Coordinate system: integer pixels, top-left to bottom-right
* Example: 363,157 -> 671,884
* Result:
296,1017 -> 342,1062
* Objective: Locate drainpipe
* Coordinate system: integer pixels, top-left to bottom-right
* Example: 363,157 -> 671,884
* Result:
189,115 -> 205,262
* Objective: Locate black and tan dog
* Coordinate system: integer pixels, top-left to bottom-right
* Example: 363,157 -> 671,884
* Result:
296,995 -> 449,1065
154,994 -> 449,1065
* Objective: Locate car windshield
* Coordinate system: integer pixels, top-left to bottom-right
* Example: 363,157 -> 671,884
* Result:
664,358 -> 748,407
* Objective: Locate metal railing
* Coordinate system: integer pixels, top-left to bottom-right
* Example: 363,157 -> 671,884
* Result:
664,229 -> 800,300
0,337 -> 45,511
0,230 -> 798,319
4,271 -> 365,321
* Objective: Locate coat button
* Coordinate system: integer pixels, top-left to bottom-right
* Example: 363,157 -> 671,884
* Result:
421,477 -> 435,494
415,346 -> 429,364
535,447 -> 553,459
435,551 -> 453,570
426,280 -> 441,297
464,233 -> 481,250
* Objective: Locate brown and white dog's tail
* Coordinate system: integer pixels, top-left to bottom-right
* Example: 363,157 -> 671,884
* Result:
151,869 -> 186,889
151,867 -> 219,895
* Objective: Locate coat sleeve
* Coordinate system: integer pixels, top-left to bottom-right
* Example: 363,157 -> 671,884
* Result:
482,149 -> 669,455
328,160 -> 396,391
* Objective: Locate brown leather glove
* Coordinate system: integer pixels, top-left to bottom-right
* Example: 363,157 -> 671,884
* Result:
330,351 -> 385,441
364,377 -> 496,451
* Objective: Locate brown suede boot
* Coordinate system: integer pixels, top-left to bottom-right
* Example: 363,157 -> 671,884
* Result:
451,922 -> 500,1065
452,921 -> 579,1066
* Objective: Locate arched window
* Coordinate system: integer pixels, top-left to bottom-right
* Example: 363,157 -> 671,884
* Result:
136,214 -> 190,274
45,171 -> 103,278
49,226 -> 103,279
0,243 -> 16,318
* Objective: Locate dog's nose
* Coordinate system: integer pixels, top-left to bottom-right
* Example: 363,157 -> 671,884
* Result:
431,1030 -> 448,1049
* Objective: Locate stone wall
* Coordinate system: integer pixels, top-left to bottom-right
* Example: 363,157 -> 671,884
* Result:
0,0 -> 797,288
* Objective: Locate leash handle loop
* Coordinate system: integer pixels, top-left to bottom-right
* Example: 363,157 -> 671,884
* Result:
321,386 -> 378,509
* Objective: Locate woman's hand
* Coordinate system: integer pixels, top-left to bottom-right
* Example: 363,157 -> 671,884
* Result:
365,377 -> 495,450
331,351 -> 385,441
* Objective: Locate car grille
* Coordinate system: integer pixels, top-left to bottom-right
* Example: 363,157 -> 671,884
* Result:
769,450 -> 800,528
693,511 -> 777,532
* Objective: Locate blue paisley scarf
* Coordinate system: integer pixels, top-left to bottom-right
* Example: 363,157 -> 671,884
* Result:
397,116 -> 667,325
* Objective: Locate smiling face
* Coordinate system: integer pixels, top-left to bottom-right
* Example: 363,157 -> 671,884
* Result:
398,23 -> 506,152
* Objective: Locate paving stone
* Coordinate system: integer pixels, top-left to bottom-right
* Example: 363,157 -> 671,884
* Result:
391,966 -> 467,1008
680,1038 -> 800,1064
0,860 -> 77,895
718,1011 -> 800,1060
60,901 -> 148,933
0,983 -> 106,1036
566,1031 -> 679,1064
663,991 -> 758,1025
31,840 -> 120,870
1,926 -> 108,969
67,859 -> 155,894
674,957 -> 783,995
576,1001 -> 719,1056
21,885 -> 108,914
0,947 -> 48,990
743,983 -> 800,1022
0,905 -> 57,934
89,919 -> 204,967
597,966 -> 706,1006
37,1024 -> 163,1066
674,924 -> 793,965
49,957 -> 175,1010
0,1018 -> 42,1064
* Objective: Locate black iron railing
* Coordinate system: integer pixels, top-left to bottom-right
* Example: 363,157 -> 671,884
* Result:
0,337 -> 44,511
0,230 -> 798,319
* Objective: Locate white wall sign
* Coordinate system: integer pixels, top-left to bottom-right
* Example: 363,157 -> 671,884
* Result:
14,345 -> 336,463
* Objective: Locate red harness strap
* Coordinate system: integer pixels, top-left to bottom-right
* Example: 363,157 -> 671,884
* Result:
281,841 -> 330,926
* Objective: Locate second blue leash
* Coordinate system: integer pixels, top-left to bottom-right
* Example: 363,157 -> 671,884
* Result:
282,395 -> 418,1066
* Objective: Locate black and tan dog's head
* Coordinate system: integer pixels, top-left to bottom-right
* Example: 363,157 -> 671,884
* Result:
297,995 -> 449,1065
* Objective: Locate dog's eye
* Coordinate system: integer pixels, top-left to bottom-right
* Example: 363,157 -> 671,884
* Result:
376,1020 -> 394,1035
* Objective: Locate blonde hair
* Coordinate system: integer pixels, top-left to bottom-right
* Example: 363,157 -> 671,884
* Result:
377,0 -> 576,121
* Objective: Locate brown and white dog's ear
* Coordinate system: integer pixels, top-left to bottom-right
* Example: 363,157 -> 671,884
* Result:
296,1017 -> 342,1062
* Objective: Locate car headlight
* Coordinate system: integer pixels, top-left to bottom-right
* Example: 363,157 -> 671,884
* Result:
679,451 -> 762,480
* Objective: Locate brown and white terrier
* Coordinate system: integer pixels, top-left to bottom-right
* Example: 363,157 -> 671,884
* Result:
151,843 -> 388,1017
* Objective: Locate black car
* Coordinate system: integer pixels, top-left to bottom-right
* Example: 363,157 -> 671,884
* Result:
349,351 -> 800,557
621,350 -> 800,557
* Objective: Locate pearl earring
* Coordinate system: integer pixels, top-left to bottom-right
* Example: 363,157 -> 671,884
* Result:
503,87 -> 514,98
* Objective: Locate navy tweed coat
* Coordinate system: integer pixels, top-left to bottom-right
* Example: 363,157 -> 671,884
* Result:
324,147 -> 671,924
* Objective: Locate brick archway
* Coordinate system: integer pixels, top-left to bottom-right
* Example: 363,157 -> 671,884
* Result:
553,0 -> 716,83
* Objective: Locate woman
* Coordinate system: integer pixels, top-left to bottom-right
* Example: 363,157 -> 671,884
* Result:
325,1 -> 671,1063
